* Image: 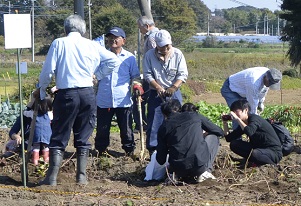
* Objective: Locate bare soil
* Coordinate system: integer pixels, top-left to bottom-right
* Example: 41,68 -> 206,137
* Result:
0,90 -> 301,206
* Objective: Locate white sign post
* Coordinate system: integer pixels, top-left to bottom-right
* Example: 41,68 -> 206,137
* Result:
16,62 -> 28,74
4,14 -> 32,187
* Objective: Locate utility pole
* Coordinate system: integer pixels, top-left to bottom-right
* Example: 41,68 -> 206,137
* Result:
147,0 -> 151,11
207,13 -> 210,36
263,15 -> 266,35
256,15 -> 259,34
272,24 -> 274,36
74,0 -> 84,19
88,0 -> 92,39
137,0 -> 153,20
277,16 -> 280,36
266,14 -> 269,35
31,0 -> 34,62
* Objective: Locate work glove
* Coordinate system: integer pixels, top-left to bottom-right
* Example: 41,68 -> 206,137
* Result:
133,84 -> 144,96
165,85 -> 178,97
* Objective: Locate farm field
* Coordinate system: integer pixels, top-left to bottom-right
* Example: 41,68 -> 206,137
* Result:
0,128 -> 301,205
0,89 -> 301,205
1,45 -> 301,205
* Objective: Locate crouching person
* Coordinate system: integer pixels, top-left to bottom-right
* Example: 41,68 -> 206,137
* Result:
223,99 -> 282,166
156,100 -> 224,183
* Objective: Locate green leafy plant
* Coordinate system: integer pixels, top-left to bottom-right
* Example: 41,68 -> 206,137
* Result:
262,105 -> 301,134
196,101 -> 229,128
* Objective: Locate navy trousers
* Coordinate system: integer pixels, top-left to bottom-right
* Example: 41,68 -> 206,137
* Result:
230,139 -> 281,165
50,87 -> 96,150
95,107 -> 135,153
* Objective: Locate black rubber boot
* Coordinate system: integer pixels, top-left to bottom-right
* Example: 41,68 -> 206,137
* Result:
39,149 -> 64,186
76,148 -> 89,185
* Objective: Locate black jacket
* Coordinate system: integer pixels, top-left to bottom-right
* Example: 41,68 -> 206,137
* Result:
225,114 -> 282,157
156,111 -> 224,173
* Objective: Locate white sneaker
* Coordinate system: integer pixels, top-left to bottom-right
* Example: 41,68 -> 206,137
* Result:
196,171 -> 216,183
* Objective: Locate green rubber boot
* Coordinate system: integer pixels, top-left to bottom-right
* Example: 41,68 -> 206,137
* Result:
76,148 -> 89,185
39,149 -> 64,186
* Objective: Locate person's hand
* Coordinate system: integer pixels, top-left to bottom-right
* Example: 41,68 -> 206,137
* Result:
156,86 -> 165,98
11,133 -> 22,145
51,86 -> 58,93
257,102 -> 264,114
221,113 -> 232,121
230,111 -> 239,121
165,85 -> 177,97
133,84 -> 144,96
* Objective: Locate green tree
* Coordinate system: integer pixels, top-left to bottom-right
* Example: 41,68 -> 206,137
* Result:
211,16 -> 232,34
186,0 -> 208,31
152,0 -> 197,45
117,0 -> 140,16
223,8 -> 249,33
280,0 -> 301,72
91,3 -> 137,51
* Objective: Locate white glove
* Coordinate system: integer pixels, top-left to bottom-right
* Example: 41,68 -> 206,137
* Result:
257,102 -> 264,114
51,86 -> 58,93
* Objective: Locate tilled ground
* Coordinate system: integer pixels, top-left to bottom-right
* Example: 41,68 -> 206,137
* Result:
1,127 -> 301,205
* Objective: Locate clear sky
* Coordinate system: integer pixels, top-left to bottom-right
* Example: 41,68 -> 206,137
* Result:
201,0 -> 282,12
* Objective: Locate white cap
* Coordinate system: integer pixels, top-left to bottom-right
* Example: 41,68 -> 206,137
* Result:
155,30 -> 172,47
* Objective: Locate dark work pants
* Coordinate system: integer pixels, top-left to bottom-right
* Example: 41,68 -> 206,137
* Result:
50,87 -> 96,150
171,165 -> 206,178
146,90 -> 183,151
95,107 -> 135,153
220,78 -> 246,130
230,139 -> 281,165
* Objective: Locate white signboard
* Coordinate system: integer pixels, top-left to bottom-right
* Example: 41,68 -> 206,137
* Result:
16,62 -> 28,74
4,14 -> 32,49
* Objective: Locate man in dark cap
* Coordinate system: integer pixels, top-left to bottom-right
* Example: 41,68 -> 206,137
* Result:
221,67 -> 282,123
94,26 -> 143,157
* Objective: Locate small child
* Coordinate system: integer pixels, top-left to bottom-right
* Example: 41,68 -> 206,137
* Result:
7,95 -> 53,165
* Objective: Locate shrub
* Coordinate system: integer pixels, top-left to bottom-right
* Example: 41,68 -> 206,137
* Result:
0,35 -> 4,46
181,83 -> 195,103
283,69 -> 299,78
36,44 -> 51,55
202,36 -> 218,48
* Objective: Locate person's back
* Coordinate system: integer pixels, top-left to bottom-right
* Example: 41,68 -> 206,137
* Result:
242,114 -> 282,153
36,14 -> 120,186
48,34 -> 101,85
157,111 -> 209,177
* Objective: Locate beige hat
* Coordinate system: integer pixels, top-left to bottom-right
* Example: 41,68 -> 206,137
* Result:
155,30 -> 172,47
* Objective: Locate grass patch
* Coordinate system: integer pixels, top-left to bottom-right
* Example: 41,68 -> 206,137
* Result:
0,48 -> 300,103
281,75 -> 301,89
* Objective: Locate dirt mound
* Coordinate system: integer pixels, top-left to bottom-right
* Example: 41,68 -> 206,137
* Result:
1,128 -> 301,205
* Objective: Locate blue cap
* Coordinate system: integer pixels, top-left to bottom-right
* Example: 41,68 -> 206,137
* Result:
105,27 -> 126,38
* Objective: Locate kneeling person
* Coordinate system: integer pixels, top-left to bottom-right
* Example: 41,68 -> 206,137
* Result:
223,99 -> 282,166
156,100 -> 224,183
